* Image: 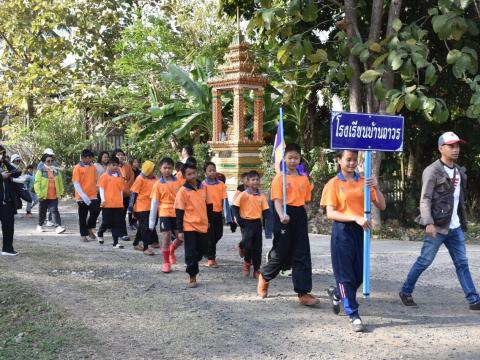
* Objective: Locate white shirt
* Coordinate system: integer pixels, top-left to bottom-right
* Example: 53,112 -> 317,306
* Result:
443,165 -> 461,229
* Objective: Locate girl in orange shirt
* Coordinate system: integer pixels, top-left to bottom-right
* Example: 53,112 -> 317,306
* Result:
320,150 -> 386,332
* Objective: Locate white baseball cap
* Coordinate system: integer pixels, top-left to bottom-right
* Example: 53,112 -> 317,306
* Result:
438,132 -> 466,146
10,154 -> 21,162
43,148 -> 55,156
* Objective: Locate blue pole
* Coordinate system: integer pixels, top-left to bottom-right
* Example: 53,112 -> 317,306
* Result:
363,150 -> 372,298
280,108 -> 287,216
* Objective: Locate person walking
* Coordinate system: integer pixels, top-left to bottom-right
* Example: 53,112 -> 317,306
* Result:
34,153 -> 65,234
320,150 -> 386,332
0,145 -> 21,255
399,132 -> 480,311
24,165 -> 38,217
72,149 -> 100,242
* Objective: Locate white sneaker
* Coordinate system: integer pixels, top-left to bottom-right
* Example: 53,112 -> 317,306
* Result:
46,220 -> 54,227
37,225 -> 45,232
113,243 -> 124,249
87,229 -> 97,240
1,250 -> 18,256
55,226 -> 66,234
80,236 -> 88,242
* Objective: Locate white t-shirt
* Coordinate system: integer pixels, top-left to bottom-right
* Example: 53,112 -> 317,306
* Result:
443,165 -> 461,229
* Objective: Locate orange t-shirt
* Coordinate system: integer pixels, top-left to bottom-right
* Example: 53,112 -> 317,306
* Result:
46,170 -> 57,200
174,183 -> 208,233
119,163 -> 135,196
203,180 -> 227,212
270,173 -> 312,206
150,176 -> 183,217
97,173 -> 124,208
233,191 -> 269,220
72,163 -> 97,201
130,175 -> 156,212
320,174 -> 377,218
233,190 -> 243,202
175,172 -> 185,183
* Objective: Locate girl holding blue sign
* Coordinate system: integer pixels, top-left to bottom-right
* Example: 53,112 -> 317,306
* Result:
320,150 -> 386,332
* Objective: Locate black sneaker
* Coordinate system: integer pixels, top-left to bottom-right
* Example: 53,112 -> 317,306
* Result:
349,315 -> 365,332
399,291 -> 417,307
469,302 -> 480,311
326,287 -> 341,315
1,250 -> 18,256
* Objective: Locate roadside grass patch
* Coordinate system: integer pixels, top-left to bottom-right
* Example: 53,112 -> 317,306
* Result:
0,275 -> 98,359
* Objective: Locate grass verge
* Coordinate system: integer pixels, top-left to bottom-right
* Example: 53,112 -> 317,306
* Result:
0,275 -> 99,360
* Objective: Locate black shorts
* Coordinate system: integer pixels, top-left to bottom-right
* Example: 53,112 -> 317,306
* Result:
160,217 -> 177,232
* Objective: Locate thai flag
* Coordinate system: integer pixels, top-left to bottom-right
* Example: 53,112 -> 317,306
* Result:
272,120 -> 284,174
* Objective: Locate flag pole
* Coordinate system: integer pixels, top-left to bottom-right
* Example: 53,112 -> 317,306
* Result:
280,107 -> 287,216
363,150 -> 372,298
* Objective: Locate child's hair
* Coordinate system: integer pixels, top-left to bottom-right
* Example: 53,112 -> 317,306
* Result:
237,184 -> 245,192
203,161 -> 216,172
284,143 -> 301,155
26,164 -> 34,170
109,157 -> 120,166
334,150 -> 358,172
175,161 -> 183,171
185,157 -> 197,166
246,170 -> 260,179
217,173 -> 226,183
240,172 -> 249,182
41,153 -> 53,162
159,157 -> 174,167
181,162 -> 197,176
183,145 -> 194,157
97,151 -> 109,163
81,149 -> 94,158
111,148 -> 125,157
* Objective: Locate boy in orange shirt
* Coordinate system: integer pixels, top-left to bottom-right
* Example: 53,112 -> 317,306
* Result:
128,160 -> 158,255
202,161 -> 228,268
232,171 -> 269,278
257,144 -> 319,307
97,157 -> 126,249
174,162 -> 208,288
149,157 -> 184,273
72,149 -> 100,242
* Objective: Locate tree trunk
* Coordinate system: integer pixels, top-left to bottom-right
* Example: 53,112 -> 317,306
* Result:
344,0 -> 363,112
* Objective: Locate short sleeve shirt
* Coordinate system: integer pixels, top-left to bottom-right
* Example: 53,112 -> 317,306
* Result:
97,173 -> 124,208
203,180 -> 228,212
320,174 -> 377,218
233,191 -> 269,220
130,175 -> 156,212
270,173 -> 312,206
72,163 -> 97,200
150,177 -> 183,217
174,184 -> 208,233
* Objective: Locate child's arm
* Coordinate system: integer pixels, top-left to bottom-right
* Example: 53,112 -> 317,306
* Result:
325,205 -> 370,229
175,209 -> 185,241
99,187 -> 106,207
73,182 -> 91,205
274,199 -> 290,224
128,192 -> 138,213
231,206 -> 245,228
149,199 -> 159,230
366,177 -> 386,211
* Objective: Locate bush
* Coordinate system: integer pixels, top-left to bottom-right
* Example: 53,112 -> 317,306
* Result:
259,145 -> 275,191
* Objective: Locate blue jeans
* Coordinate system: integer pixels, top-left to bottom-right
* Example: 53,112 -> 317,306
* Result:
401,227 -> 480,304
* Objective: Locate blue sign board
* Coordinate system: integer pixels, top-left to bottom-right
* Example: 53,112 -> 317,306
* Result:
330,112 -> 404,152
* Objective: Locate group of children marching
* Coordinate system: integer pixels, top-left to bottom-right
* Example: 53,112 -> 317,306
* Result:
70,143 -> 385,333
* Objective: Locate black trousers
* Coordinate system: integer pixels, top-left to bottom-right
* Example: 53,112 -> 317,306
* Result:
100,208 -> 125,245
184,231 -> 207,276
261,206 -> 312,295
206,211 -> 223,260
133,211 -> 158,249
242,219 -> 263,271
331,221 -> 363,317
77,199 -> 100,236
39,199 -> 61,226
0,202 -> 15,252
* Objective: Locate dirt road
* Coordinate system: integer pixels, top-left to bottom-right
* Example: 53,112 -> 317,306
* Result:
1,203 -> 480,359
